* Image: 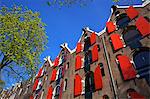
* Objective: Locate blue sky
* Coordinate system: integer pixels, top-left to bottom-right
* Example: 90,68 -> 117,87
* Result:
0,0 -> 142,88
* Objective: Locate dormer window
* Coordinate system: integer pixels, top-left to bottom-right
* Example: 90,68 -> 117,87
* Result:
122,26 -> 142,49
111,5 -> 117,13
116,13 -> 130,28
115,11 -> 120,16
84,33 -> 88,39
84,51 -> 92,72
84,37 -> 91,51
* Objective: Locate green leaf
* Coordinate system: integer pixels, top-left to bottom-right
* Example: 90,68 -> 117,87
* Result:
0,6 -> 48,82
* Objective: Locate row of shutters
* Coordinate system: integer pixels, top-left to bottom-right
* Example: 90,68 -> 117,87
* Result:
32,68 -> 44,91
74,54 -> 137,97
75,32 -> 99,97
74,65 -> 103,97
32,6 -> 149,99
46,80 -> 66,99
106,6 -> 143,81
76,32 -> 97,54
75,44 -> 99,70
106,6 -> 150,36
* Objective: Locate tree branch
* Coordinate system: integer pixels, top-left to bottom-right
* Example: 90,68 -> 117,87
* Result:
0,60 -> 13,71
7,66 -> 25,81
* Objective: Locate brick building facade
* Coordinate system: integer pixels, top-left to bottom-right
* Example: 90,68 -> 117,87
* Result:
1,1 -> 150,99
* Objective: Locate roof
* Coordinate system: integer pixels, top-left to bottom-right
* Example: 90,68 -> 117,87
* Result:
44,1 -> 150,62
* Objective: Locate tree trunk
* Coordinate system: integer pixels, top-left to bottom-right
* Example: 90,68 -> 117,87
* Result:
0,64 -> 4,71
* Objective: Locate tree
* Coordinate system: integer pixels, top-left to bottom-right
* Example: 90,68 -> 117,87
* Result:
0,6 -> 47,85
46,0 -> 94,7
46,0 -> 119,7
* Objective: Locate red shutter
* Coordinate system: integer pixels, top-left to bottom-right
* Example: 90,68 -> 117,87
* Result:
74,74 -> 82,97
75,55 -> 82,71
90,32 -> 96,45
46,86 -> 53,99
110,34 -> 124,51
54,57 -> 59,67
136,16 -> 150,37
106,21 -> 116,34
30,95 -> 34,99
76,42 -> 82,54
59,81 -> 64,99
94,65 -> 103,90
117,55 -> 136,80
129,91 -> 145,99
32,79 -> 39,91
126,6 -> 139,19
50,69 -> 57,82
37,68 -> 43,78
92,45 -> 98,62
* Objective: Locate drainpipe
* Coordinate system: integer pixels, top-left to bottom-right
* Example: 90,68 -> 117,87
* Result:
102,35 -> 118,99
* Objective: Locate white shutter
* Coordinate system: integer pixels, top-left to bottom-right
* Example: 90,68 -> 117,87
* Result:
55,68 -> 60,81
81,79 -> 85,95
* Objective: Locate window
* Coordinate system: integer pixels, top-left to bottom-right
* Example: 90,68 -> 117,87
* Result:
133,48 -> 150,85
115,80 -> 118,88
84,33 -> 88,39
85,71 -> 95,92
122,26 -> 142,49
84,51 -> 92,72
97,45 -> 100,51
111,5 -> 117,13
84,37 -> 91,51
103,95 -> 109,99
63,79 -> 67,91
116,13 -> 130,28
99,63 -> 105,76
55,86 -> 60,96
66,62 -> 69,70
85,72 -> 94,99
115,11 -> 120,16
